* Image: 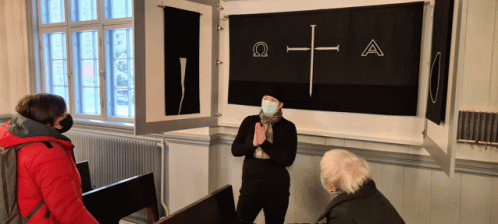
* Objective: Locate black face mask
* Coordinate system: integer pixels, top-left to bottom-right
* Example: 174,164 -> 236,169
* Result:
56,114 -> 73,133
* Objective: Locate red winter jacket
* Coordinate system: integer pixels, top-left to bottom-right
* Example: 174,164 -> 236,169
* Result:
0,115 -> 98,224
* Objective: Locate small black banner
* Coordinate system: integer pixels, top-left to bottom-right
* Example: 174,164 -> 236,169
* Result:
228,2 -> 424,116
426,0 -> 455,124
164,7 -> 200,116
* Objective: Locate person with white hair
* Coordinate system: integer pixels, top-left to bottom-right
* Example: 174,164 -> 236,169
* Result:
317,149 -> 405,224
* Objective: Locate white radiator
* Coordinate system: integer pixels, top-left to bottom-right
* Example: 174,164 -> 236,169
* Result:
457,111 -> 498,145
65,130 -> 163,222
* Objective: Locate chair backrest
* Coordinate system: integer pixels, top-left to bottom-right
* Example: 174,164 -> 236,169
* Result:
75,160 -> 93,193
154,185 -> 236,224
83,172 -> 159,224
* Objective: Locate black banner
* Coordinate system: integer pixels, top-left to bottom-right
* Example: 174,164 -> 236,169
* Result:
426,0 -> 455,124
228,2 -> 424,116
164,7 -> 200,116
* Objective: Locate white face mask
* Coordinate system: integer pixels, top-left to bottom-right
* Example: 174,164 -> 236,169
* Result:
261,100 -> 279,116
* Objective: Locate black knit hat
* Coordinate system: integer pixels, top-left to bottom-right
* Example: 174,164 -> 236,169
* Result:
261,88 -> 284,102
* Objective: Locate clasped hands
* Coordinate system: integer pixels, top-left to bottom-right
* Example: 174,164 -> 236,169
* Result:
253,122 -> 266,146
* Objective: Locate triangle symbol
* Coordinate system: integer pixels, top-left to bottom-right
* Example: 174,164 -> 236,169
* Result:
362,39 -> 384,56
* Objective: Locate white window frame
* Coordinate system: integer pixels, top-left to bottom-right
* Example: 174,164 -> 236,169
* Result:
34,0 -> 135,124
102,24 -> 135,122
39,27 -> 70,106
67,25 -> 104,120
68,0 -> 100,26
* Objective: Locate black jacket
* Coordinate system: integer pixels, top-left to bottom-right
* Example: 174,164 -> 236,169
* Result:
231,115 -> 297,182
318,180 -> 405,224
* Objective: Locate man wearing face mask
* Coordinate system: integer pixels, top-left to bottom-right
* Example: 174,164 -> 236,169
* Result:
231,89 -> 297,224
0,93 -> 98,224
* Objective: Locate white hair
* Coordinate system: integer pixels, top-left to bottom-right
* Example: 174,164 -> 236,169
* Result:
320,149 -> 371,194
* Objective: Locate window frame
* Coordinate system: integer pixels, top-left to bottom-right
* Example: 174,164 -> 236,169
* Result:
103,24 -> 135,121
68,25 -> 104,120
38,0 -> 67,27
69,0 -> 100,24
32,0 -> 135,124
39,27 -> 70,107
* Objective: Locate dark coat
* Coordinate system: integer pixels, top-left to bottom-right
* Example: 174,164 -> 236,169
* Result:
318,180 -> 405,224
231,114 -> 297,182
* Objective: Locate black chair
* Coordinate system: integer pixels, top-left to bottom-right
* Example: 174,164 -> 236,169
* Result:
82,172 -> 159,224
154,185 -> 236,224
75,160 -> 93,193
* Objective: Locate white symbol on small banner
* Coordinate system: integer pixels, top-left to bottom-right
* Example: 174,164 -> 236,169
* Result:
361,39 -> 384,56
253,42 -> 269,57
287,25 -> 340,97
430,52 -> 442,104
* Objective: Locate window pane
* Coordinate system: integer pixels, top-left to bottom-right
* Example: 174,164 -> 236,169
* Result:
53,86 -> 67,98
73,30 -> 100,115
104,0 -> 132,19
51,61 -> 65,85
41,0 -> 65,24
82,87 -> 100,114
106,28 -> 134,118
71,0 -> 97,22
43,32 -> 69,106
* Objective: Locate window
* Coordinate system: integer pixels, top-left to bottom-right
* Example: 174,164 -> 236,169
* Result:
105,28 -> 135,118
43,32 -> 69,103
34,0 -> 134,122
72,29 -> 100,115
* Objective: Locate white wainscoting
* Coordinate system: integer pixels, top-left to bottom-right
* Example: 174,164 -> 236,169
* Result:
209,133 -> 498,224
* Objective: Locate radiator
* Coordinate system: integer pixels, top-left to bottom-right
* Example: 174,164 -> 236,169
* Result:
65,130 -> 163,222
457,111 -> 498,146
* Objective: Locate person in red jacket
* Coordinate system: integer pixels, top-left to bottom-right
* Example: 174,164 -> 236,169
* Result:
0,93 -> 98,223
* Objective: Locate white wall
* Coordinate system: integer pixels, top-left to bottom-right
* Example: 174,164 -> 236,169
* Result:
0,0 -> 11,116
0,0 -> 30,116
459,0 -> 498,110
456,0 -> 498,162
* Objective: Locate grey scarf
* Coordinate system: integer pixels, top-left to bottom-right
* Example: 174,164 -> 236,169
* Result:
254,109 -> 282,159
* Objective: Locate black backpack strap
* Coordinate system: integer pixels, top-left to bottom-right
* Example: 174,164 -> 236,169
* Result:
24,200 -> 45,221
44,208 -> 51,219
14,141 -> 53,151
13,142 -> 33,150
42,141 -> 53,149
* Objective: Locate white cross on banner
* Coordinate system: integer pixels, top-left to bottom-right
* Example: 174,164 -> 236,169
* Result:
287,25 -> 340,97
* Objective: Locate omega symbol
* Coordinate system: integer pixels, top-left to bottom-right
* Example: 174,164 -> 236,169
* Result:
253,42 -> 268,57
